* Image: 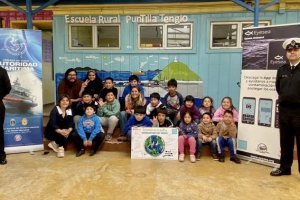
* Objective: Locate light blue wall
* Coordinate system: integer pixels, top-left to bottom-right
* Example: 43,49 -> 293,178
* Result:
53,11 -> 300,109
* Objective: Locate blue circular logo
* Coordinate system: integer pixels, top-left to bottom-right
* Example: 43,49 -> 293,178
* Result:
4,35 -> 27,56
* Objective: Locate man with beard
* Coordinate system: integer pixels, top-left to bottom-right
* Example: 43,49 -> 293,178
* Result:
58,68 -> 83,111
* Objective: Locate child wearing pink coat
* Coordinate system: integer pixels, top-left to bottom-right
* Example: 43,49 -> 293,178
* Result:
213,96 -> 239,123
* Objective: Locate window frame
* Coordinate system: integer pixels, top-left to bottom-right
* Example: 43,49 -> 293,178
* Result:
138,22 -> 193,50
138,24 -> 164,50
68,24 -> 121,50
166,23 -> 193,49
210,21 -> 270,49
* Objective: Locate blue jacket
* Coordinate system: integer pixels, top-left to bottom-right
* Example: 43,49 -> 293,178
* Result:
77,114 -> 102,141
123,115 -> 152,134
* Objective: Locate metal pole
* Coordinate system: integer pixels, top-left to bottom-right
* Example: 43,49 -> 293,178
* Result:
254,0 -> 259,27
26,0 -> 33,29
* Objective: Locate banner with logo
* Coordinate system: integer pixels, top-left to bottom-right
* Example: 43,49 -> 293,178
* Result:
131,127 -> 178,160
237,23 -> 300,166
0,28 -> 43,153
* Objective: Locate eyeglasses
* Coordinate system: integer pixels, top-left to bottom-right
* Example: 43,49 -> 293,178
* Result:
68,73 -> 76,77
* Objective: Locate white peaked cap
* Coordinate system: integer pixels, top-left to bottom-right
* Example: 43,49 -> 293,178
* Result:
282,38 -> 300,50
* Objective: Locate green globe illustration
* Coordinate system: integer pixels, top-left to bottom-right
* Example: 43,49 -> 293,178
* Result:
144,135 -> 165,157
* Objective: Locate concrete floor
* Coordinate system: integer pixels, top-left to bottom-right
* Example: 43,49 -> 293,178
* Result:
0,151 -> 300,200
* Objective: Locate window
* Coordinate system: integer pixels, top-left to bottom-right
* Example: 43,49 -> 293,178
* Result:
138,23 -> 193,49
211,23 -> 238,48
140,25 -> 163,48
71,26 -> 93,48
69,24 -> 120,49
210,21 -> 270,49
97,26 -> 120,48
167,24 -> 192,48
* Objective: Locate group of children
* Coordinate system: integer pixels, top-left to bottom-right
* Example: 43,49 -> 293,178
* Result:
47,71 -> 241,164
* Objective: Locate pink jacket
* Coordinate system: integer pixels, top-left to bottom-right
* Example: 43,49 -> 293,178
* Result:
212,107 -> 239,122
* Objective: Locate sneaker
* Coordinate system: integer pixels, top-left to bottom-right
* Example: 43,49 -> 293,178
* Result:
179,154 -> 185,162
76,149 -> 85,157
219,156 -> 225,162
0,158 -> 7,165
190,155 -> 196,163
117,135 -> 128,142
212,154 -> 219,161
57,146 -> 64,158
196,152 -> 201,161
89,150 -> 96,156
105,134 -> 112,141
230,156 -> 241,164
48,141 -> 59,153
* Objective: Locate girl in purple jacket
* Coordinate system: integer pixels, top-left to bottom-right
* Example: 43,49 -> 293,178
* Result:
178,95 -> 201,124
178,111 -> 198,163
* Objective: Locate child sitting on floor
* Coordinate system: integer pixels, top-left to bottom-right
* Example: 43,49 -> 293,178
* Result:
123,105 -> 152,142
213,96 -> 239,124
152,105 -> 173,127
196,112 -> 218,161
214,110 -> 241,164
178,95 -> 201,124
163,78 -> 184,125
73,105 -> 105,157
199,96 -> 216,119
97,89 -> 120,141
73,90 -> 98,129
178,111 -> 198,163
146,92 -> 162,120
99,77 -> 118,101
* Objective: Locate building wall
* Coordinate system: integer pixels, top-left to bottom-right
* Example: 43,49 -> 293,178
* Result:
53,11 -> 300,106
52,10 -> 300,108
42,31 -> 54,104
0,10 -> 52,28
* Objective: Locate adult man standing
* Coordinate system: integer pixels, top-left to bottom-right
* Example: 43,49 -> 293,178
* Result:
0,67 -> 11,165
271,38 -> 300,176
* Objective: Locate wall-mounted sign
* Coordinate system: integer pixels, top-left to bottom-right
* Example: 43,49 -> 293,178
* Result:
65,14 -> 189,24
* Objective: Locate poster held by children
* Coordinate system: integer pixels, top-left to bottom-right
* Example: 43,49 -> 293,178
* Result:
131,127 -> 178,160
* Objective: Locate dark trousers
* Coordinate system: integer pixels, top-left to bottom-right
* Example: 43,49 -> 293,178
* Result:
45,130 -> 70,147
0,101 -> 6,160
279,106 -> 300,172
73,131 -> 105,152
